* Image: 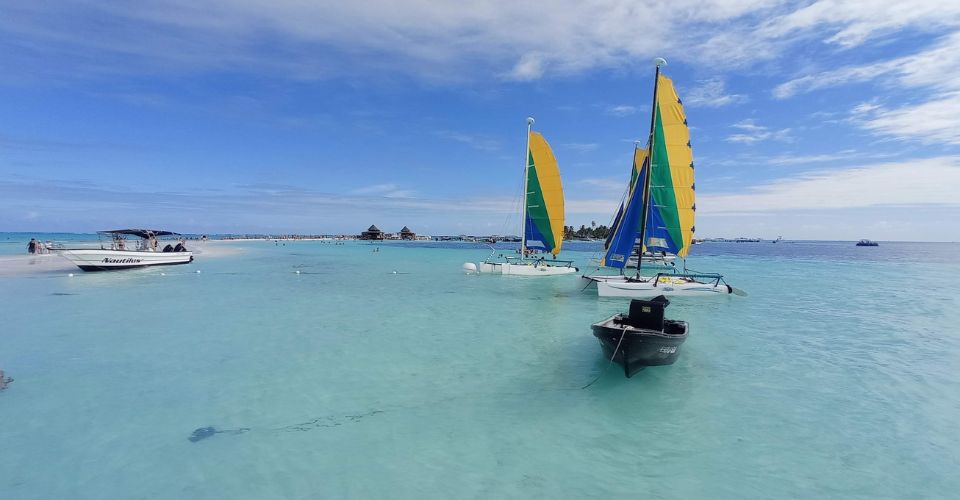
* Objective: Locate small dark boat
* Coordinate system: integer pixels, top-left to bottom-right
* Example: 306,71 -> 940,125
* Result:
856,239 -> 879,247
591,296 -> 688,377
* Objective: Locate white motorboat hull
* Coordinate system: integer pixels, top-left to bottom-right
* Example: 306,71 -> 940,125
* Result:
60,249 -> 193,271
478,261 -> 577,276
596,277 -> 732,297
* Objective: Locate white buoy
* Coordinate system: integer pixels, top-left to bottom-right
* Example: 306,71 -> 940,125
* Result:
392,270 -> 397,274
68,273 -> 74,277
462,262 -> 478,274
295,270 -> 301,274
160,272 -> 165,276
196,270 -> 201,274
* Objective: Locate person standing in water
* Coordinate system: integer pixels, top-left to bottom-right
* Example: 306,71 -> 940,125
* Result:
27,238 -> 37,254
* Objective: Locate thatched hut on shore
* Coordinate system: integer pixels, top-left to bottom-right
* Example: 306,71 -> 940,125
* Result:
361,225 -> 384,240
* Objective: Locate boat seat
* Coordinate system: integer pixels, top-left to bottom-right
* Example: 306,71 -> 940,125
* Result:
627,296 -> 669,330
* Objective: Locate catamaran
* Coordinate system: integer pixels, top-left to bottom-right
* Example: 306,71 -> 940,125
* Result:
581,59 -> 741,297
59,229 -> 193,271
466,117 -> 577,276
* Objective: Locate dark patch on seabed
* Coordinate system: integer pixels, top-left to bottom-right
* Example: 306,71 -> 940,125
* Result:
188,409 -> 384,443
51,292 -> 76,296
188,426 -> 250,442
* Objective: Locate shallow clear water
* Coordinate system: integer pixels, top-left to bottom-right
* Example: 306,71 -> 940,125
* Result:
2,237 -> 959,498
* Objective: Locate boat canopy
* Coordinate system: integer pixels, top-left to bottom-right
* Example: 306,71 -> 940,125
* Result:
99,229 -> 181,238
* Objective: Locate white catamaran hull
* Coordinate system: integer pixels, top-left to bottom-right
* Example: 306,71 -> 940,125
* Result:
579,274 -> 624,288
60,249 -> 193,271
480,261 -> 577,276
596,278 -> 732,298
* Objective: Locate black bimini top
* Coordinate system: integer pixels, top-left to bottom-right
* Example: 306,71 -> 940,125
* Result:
99,229 -> 180,238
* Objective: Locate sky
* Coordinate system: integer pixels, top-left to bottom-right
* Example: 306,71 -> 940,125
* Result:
1,0 -> 959,240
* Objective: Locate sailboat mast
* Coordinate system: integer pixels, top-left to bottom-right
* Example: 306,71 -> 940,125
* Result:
635,58 -> 666,276
520,116 -> 534,257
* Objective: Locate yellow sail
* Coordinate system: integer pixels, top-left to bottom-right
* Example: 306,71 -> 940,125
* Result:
525,132 -> 565,255
646,74 -> 695,258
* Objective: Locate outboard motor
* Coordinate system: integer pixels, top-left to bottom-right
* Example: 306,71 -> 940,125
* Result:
174,243 -> 186,252
627,295 -> 670,330
162,244 -> 174,253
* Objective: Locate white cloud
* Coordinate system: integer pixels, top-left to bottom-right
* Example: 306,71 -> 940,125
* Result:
606,105 -> 638,116
505,53 -> 546,81
726,119 -> 791,144
697,1 -> 960,70
684,78 -> 748,107
770,33 -> 960,146
348,183 -> 416,198
576,177 -> 629,195
774,32 -> 960,99
12,1 -> 956,82
699,157 -> 960,214
763,0 -> 960,48
560,142 -> 599,153
852,92 -> 960,146
764,150 -> 894,166
565,198 -> 619,215
434,130 -> 500,151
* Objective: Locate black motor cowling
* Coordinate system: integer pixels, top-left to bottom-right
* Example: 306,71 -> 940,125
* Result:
627,295 -> 670,330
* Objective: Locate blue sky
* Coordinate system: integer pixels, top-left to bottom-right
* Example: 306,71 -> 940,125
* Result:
2,1 -> 959,240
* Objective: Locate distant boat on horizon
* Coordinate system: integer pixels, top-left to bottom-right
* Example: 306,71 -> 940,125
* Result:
856,239 -> 879,247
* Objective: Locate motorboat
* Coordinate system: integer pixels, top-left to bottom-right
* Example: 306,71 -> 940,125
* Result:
591,295 -> 688,377
59,229 -> 193,271
856,239 -> 879,247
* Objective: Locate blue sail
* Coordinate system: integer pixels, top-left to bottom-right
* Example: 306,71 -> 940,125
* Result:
643,199 -> 681,254
602,164 -> 647,268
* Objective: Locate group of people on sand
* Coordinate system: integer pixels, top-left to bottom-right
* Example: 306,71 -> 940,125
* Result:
27,238 -> 50,254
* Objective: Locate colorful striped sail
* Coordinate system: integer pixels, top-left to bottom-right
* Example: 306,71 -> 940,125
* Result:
523,131 -> 565,256
601,147 -> 648,268
643,74 -> 696,258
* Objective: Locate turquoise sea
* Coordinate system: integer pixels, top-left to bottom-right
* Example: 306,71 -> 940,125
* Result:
1,234 -> 959,498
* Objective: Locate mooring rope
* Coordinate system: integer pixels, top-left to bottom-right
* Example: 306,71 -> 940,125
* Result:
581,325 -> 629,389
